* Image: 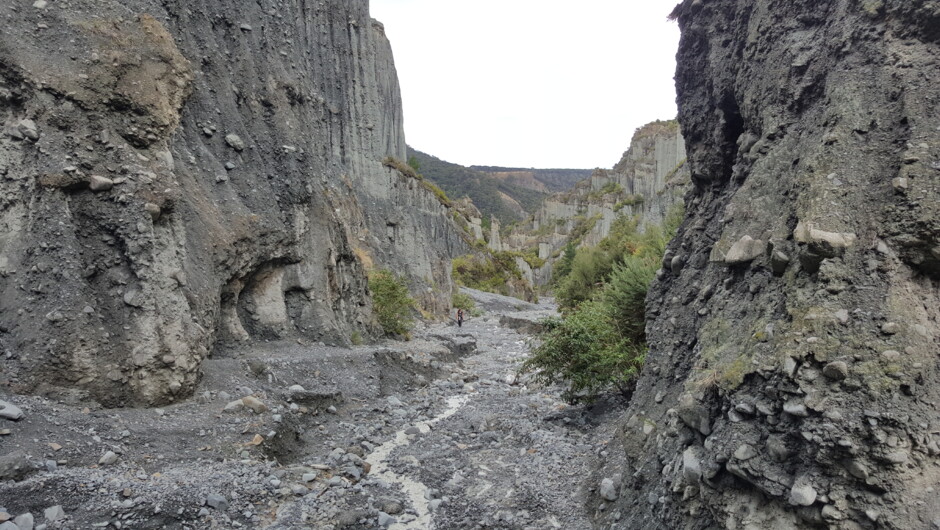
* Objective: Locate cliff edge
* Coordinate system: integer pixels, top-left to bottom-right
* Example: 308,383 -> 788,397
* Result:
606,1 -> 940,528
0,1 -> 467,406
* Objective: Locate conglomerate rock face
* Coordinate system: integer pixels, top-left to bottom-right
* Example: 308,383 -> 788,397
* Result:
0,0 -> 467,406
608,1 -> 940,528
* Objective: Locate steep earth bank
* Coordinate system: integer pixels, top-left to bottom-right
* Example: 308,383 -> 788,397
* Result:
606,1 -> 940,529
0,0 -> 468,407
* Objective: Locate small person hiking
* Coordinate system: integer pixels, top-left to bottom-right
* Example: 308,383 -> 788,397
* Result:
456,308 -> 464,328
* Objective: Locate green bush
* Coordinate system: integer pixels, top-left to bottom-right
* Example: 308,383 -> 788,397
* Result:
523,211 -> 676,403
452,291 -> 476,311
453,255 -> 512,295
350,331 -> 364,346
368,270 -> 415,336
551,243 -> 577,285
520,300 -> 644,403
420,179 -> 452,207
382,156 -> 420,180
603,252 -> 661,344
555,247 -> 613,310
614,194 -> 644,212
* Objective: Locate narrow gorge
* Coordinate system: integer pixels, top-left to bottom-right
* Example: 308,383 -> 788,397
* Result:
0,0 -> 938,529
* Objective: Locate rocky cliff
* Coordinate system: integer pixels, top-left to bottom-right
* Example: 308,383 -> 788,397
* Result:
607,1 -> 940,528
0,0 -> 467,407
505,120 -> 688,285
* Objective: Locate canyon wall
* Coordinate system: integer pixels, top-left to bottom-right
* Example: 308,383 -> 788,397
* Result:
607,1 -> 940,528
505,121 -> 688,284
0,0 -> 467,407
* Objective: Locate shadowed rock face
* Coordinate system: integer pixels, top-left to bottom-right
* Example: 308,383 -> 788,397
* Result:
607,1 -> 940,528
0,1 -> 467,406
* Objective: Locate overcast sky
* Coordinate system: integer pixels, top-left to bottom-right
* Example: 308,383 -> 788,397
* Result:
370,0 -> 681,170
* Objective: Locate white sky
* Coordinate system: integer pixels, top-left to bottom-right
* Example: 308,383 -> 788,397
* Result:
370,0 -> 681,169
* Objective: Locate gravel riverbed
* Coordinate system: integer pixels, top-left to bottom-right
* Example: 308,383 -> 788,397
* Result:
0,289 -> 626,529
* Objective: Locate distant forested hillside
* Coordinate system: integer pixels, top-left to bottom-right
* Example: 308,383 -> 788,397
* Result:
407,147 -> 589,224
471,166 -> 592,192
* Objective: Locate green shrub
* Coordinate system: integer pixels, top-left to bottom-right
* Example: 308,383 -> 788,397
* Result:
420,179 -> 452,207
603,252 -> 660,344
614,194 -> 644,212
555,247 -> 613,310
368,270 -> 415,336
453,255 -> 512,295
520,300 -> 644,403
350,331 -> 364,346
383,156 -> 420,180
452,291 -> 476,311
551,243 -> 577,285
524,205 -> 680,403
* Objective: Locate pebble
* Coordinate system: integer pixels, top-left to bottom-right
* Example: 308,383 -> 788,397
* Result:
822,361 -> 848,381
847,460 -> 869,480
14,513 -> 34,530
783,399 -> 809,417
223,399 -> 244,413
288,385 -> 305,393
789,483 -> 817,506
733,444 -> 758,461
206,494 -> 228,511
302,473 -> 317,482
885,450 -> 908,464
599,478 -> 618,501
834,309 -> 850,324
88,175 -> 114,192
881,322 -> 900,335
241,396 -> 267,414
0,401 -> 23,421
378,512 -> 396,528
682,448 -> 702,481
225,134 -> 245,151
99,451 -> 118,466
43,506 -> 65,523
882,350 -> 901,361
291,484 -> 307,495
17,119 -> 39,141
0,522 -> 16,530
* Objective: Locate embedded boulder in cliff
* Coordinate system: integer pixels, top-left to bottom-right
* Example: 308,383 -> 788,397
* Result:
606,1 -> 940,529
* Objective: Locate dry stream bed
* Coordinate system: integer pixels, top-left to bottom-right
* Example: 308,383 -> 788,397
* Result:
0,289 -> 626,529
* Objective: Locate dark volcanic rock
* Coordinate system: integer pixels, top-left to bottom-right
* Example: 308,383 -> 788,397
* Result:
0,2 -> 468,406
607,1 -> 940,529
